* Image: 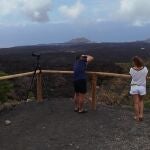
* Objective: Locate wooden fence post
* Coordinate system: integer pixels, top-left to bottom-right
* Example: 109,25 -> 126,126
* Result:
37,70 -> 43,102
91,74 -> 97,110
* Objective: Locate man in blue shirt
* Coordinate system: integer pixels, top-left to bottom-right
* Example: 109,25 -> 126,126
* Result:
73,54 -> 94,113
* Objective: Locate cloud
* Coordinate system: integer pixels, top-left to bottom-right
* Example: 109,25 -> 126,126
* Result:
22,0 -> 52,22
59,0 -> 85,19
0,0 -> 52,23
0,0 -> 18,15
117,0 -> 150,26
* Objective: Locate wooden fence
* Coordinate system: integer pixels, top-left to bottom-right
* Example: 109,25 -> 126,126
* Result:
0,70 -> 135,110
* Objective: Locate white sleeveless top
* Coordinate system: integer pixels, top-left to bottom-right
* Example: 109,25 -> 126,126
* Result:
129,66 -> 148,87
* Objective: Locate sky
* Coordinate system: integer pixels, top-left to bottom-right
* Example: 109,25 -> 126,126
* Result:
0,0 -> 150,48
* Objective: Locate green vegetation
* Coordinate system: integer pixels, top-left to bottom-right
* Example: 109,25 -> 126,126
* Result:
144,101 -> 150,108
0,72 -> 13,103
116,62 -> 131,73
28,91 -> 35,100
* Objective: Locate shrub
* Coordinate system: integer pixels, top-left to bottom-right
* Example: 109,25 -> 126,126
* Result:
0,72 -> 13,103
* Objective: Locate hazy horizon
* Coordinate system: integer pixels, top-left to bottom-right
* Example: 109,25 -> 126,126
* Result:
0,36 -> 149,49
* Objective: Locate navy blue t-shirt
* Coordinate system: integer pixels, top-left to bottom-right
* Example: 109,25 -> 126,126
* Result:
73,60 -> 87,81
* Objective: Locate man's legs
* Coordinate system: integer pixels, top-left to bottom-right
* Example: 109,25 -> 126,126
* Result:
74,79 -> 87,113
78,93 -> 85,112
74,93 -> 79,111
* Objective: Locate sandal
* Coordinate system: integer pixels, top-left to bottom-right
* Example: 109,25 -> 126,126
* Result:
78,110 -> 88,113
134,116 -> 139,122
139,117 -> 144,122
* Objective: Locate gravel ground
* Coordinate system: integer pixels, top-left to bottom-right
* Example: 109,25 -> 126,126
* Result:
0,99 -> 150,150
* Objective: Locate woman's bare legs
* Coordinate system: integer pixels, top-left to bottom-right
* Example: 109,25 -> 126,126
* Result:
133,94 -> 140,121
139,95 -> 144,119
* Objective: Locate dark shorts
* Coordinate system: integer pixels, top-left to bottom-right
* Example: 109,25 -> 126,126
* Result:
74,79 -> 87,94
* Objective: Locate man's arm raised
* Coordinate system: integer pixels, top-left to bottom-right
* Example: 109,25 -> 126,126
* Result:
86,55 -> 94,63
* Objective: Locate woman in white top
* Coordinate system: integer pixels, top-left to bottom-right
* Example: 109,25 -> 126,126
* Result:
129,56 -> 148,121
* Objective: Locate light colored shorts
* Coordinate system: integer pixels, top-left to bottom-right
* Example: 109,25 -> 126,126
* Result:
130,85 -> 146,96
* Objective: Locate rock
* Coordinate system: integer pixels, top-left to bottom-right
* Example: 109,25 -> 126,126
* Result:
3,103 -> 13,110
76,145 -> 80,149
5,120 -> 11,125
50,89 -> 55,92
26,99 -> 33,102
69,143 -> 73,146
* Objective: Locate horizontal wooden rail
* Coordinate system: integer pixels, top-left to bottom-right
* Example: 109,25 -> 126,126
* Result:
1,69 -> 149,80
1,69 -> 149,81
88,71 -> 130,78
42,70 -> 131,78
42,70 -> 73,74
0,70 -> 149,110
0,71 -> 34,80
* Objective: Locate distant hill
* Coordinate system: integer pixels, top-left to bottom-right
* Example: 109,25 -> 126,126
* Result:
66,37 -> 92,44
0,40 -> 150,74
0,40 -> 150,63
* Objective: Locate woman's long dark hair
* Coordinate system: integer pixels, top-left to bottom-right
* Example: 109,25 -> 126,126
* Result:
132,56 -> 144,67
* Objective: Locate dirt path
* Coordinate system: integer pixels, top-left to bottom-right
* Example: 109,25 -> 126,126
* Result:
0,99 -> 150,150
